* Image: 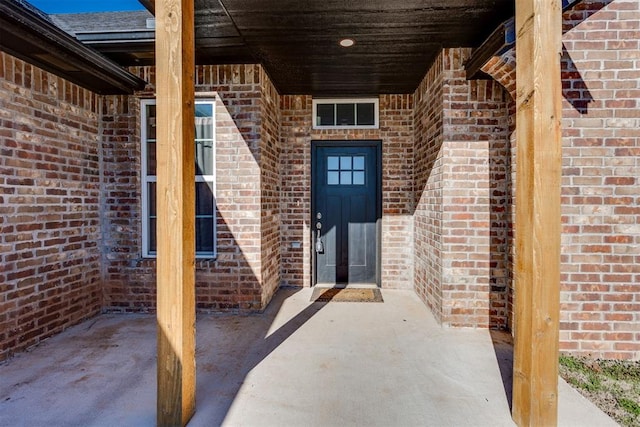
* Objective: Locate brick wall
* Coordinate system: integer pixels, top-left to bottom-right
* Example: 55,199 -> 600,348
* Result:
0,52 -> 102,361
279,96 -> 311,287
380,96 -> 415,288
441,50 -> 511,328
259,67 -> 282,306
102,64 -> 280,313
279,95 -> 414,289
477,0 -> 640,359
413,53 -> 445,321
560,0 -> 640,359
100,94 -> 150,310
414,49 -> 511,328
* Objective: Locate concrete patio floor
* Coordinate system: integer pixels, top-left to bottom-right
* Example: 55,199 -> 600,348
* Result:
0,288 -> 616,427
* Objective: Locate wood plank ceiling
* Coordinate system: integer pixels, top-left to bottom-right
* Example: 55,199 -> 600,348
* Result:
59,0 -> 515,95
206,0 -> 514,95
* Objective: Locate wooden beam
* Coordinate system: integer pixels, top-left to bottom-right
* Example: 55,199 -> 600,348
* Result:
155,0 -> 196,425
512,0 -> 562,425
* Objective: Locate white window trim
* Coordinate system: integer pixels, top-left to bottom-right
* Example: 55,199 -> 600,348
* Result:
141,98 -> 217,259
312,98 -> 379,130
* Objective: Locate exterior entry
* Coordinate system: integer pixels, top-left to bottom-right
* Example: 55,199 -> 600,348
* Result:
312,141 -> 382,286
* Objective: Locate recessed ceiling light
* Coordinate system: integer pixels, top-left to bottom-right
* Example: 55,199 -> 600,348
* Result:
339,38 -> 355,47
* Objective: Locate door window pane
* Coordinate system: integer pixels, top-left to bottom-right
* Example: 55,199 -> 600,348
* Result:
353,156 -> 365,170
327,156 -> 339,170
327,171 -> 339,185
340,156 -> 352,170
340,171 -> 352,185
353,171 -> 365,185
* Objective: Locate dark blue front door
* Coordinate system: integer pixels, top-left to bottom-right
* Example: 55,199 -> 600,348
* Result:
313,141 -> 381,286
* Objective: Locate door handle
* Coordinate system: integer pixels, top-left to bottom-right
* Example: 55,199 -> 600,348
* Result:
315,228 -> 324,254
315,213 -> 324,253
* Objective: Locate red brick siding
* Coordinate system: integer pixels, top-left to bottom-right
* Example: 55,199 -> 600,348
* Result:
259,67 -> 282,306
413,52 -> 445,322
279,95 -> 414,289
479,0 -> 640,359
560,0 -> 640,359
441,49 -> 511,328
100,94 -> 150,310
0,52 -> 102,361
380,96 -> 415,288
414,49 -> 511,328
279,96 -> 312,287
506,101 -> 517,332
102,64 -> 278,313
480,50 -> 516,101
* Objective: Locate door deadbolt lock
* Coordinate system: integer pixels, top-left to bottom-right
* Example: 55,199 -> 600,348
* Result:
316,212 -> 322,220
316,222 -> 322,229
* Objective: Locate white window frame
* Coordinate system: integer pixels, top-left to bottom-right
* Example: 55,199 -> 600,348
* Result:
312,98 -> 379,130
141,98 -> 217,259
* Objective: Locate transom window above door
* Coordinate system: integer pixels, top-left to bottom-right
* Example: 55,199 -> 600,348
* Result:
312,98 -> 379,129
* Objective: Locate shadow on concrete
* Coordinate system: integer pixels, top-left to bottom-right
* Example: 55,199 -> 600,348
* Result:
0,288 -> 614,426
193,287 -> 328,425
490,330 -> 515,412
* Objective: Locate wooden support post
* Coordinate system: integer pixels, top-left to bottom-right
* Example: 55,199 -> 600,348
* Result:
512,0 -> 562,425
155,0 -> 196,425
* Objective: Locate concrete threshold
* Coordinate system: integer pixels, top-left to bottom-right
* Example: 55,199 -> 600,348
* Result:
0,288 -> 616,427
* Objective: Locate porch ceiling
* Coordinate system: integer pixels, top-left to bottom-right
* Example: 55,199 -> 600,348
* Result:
143,0 -> 515,95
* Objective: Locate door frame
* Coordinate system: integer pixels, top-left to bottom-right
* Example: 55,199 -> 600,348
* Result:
311,140 -> 383,287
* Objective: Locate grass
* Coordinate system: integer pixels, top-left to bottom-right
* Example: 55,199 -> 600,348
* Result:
559,355 -> 640,426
